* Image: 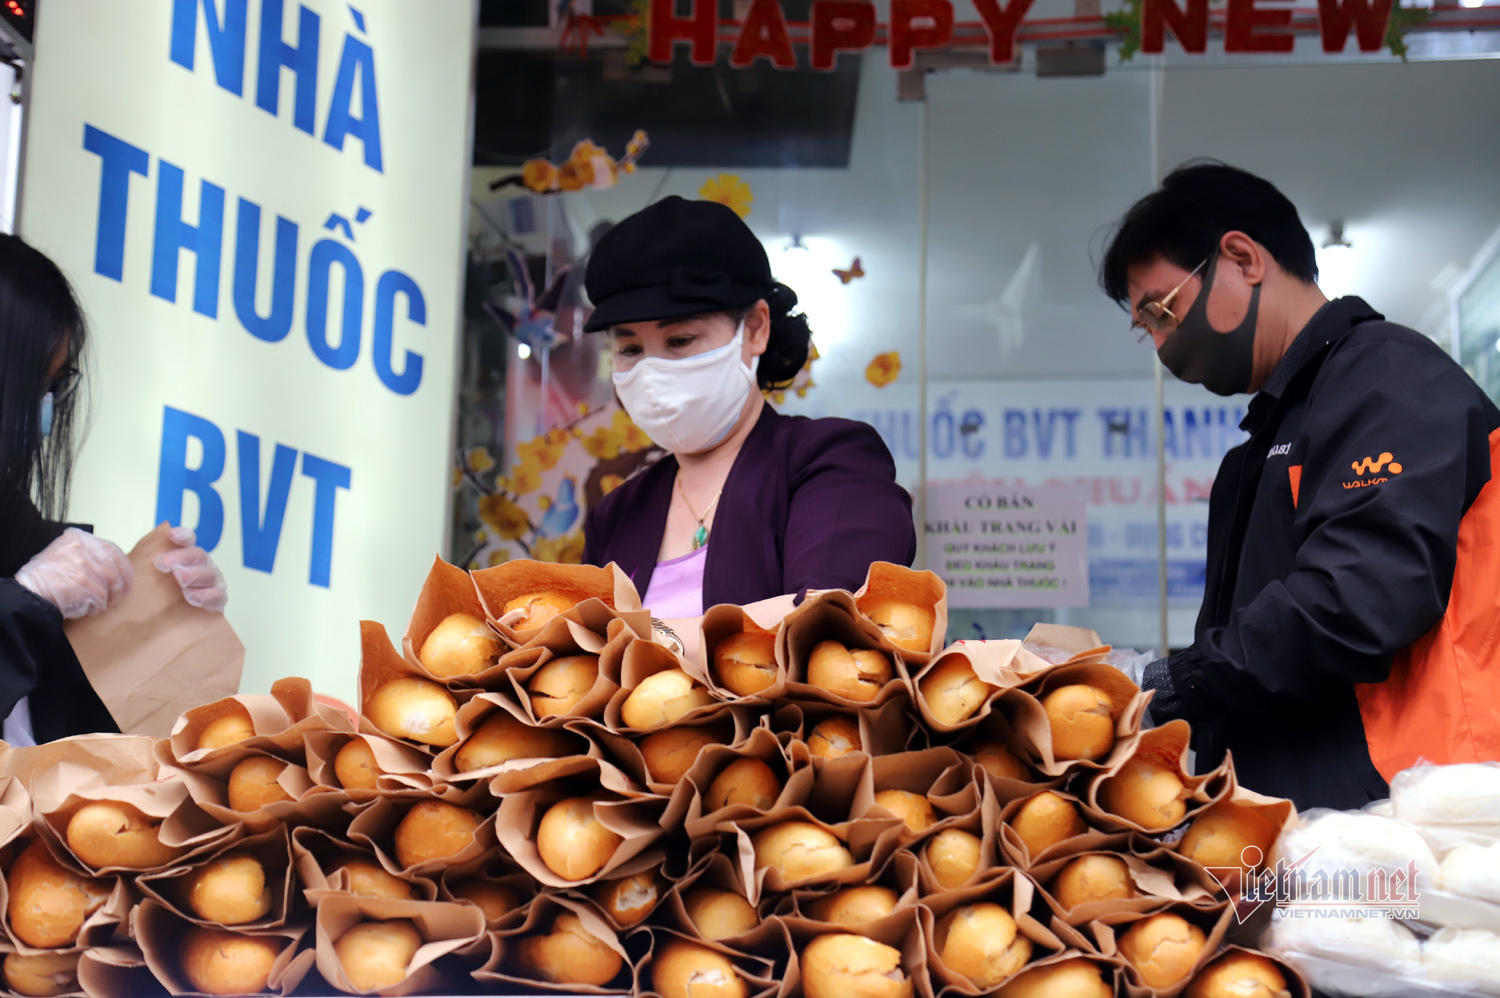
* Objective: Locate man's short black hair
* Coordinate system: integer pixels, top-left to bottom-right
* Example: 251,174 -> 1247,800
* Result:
1100,162 -> 1319,306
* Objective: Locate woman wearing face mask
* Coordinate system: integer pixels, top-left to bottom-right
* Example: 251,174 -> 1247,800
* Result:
580,196 -> 916,617
0,233 -> 227,744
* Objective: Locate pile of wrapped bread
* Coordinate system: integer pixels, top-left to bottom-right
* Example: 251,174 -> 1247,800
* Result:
1265,761 -> 1500,997
0,558 -> 1307,998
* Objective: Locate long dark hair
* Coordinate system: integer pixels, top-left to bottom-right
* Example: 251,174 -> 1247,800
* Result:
0,233 -> 88,574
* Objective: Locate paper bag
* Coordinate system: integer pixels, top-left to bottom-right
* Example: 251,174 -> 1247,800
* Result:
313,895 -> 487,996
134,900 -> 314,997
62,525 -> 243,739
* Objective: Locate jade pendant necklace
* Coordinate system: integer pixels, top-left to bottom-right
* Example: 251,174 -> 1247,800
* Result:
676,474 -> 724,551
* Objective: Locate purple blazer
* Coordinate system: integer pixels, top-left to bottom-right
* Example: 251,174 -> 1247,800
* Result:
582,407 -> 916,607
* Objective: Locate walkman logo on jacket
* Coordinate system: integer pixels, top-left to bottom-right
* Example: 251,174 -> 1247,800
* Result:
1346,452 -> 1403,489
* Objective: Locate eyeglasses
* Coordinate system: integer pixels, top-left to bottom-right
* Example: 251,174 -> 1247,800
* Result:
1132,254 -> 1212,343
48,366 -> 81,405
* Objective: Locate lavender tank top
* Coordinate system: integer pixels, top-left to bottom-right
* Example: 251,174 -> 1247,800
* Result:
640,546 -> 707,619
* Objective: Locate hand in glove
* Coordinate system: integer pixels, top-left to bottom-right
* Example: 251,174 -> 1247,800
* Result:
14,527 -> 133,619
155,526 -> 228,613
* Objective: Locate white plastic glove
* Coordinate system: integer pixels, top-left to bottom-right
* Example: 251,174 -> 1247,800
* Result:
155,526 -> 228,613
14,527 -> 133,619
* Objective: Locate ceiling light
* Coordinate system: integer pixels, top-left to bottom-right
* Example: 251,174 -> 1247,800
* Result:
517,343 -> 532,360
1322,221 -> 1352,250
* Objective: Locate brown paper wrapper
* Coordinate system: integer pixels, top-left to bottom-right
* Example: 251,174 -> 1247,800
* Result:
778,911 -> 927,998
164,749 -> 333,835
783,847 -> 922,925
568,861 -> 672,935
777,695 -> 926,772
1189,945 -> 1311,998
134,900 -> 313,996
470,893 -> 638,994
998,788 -> 1126,869
0,837 -> 130,954
163,677 -> 353,769
851,562 -> 950,665
313,895 -> 486,996
1078,901 -> 1236,998
918,869 -> 1069,996
135,825 -> 295,930
64,525 -> 244,740
698,606 -> 784,704
345,790 -> 498,879
592,708 -> 756,802
912,781 -> 1004,897
471,559 -> 647,647
0,777 -> 31,856
856,748 -> 981,850
659,849 -> 776,946
1030,838 -> 1225,926
493,788 -> 665,889
665,726 -> 808,840
291,826 -> 438,903
602,637 -> 728,735
630,922 -> 781,998
981,950 -> 1127,998
494,621 -> 633,727
304,730 -> 436,798
1023,623 -> 1112,668
429,692 -> 600,791
355,622 -> 478,753
724,801 -> 898,907
950,718 -> 1068,805
435,854 -> 538,930
1000,661 -> 1149,778
1083,720 -> 1233,834
77,944 -> 167,998
777,595 -> 911,710
909,640 -> 1040,735
401,557 -> 504,683
1181,767 -> 1298,900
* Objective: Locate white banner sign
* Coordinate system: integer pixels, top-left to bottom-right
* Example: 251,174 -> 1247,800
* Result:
926,483 -> 1089,608
20,0 -> 475,700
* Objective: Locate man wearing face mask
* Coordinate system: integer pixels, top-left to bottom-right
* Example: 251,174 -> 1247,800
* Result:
1100,163 -> 1500,810
580,196 -> 917,617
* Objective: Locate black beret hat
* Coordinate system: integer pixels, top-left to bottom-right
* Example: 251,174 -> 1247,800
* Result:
583,196 -> 773,332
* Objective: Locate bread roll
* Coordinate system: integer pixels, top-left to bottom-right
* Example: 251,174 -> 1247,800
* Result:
365,678 -> 458,747
858,597 -> 935,653
807,717 -> 862,760
1041,685 -> 1116,761
752,822 -> 853,883
504,590 -> 577,633
1276,811 -> 1439,890
66,801 -> 178,869
873,790 -> 936,834
706,758 -> 782,812
335,919 -> 422,992
455,713 -> 579,773
3,953 -> 79,997
197,705 -> 254,751
7,840 -> 109,948
393,801 -> 483,868
641,726 -> 724,784
807,886 -> 898,926
189,852 -> 272,925
802,934 -> 912,998
1100,757 -> 1188,831
1117,913 -> 1207,990
806,641 -> 893,703
1264,915 -> 1421,977
180,926 -> 282,995
1052,854 -> 1134,910
684,887 -> 758,940
919,658 -> 995,726
935,903 -> 1032,988
334,739 -> 382,790
652,939 -> 748,998
997,958 -> 1112,998
1178,801 -> 1281,880
1011,792 -> 1084,859
926,829 -> 982,890
418,612 -> 501,678
621,669 -> 715,729
973,741 -> 1030,783
528,654 -> 600,718
1186,950 -> 1289,998
1439,841 -> 1500,903
517,913 -> 622,986
335,858 -> 414,901
714,632 -> 778,697
1392,761 -> 1500,825
450,880 -> 519,923
537,798 -> 622,881
1421,927 -> 1500,989
227,756 -> 293,812
591,871 -> 659,927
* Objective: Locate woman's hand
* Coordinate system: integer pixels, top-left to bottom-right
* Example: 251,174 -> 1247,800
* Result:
14,527 -> 133,619
155,527 -> 228,613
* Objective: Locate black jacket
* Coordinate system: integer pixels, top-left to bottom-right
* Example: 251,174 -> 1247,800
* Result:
0,515 -> 120,743
1146,297 -> 1500,811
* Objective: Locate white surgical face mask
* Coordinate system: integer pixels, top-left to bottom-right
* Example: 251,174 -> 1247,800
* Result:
612,320 -> 759,455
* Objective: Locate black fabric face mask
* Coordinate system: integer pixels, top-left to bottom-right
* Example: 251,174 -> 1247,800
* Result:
1156,254 -> 1261,397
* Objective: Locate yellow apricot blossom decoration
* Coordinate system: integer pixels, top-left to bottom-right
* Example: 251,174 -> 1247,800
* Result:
866,351 -> 902,388
600,473 -> 625,496
510,463 -> 542,496
699,174 -> 753,219
467,447 -> 495,474
477,494 -> 529,541
533,530 -> 586,565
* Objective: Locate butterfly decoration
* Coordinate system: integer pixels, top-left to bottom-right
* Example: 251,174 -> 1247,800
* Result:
483,248 -> 574,353
833,257 -> 866,285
